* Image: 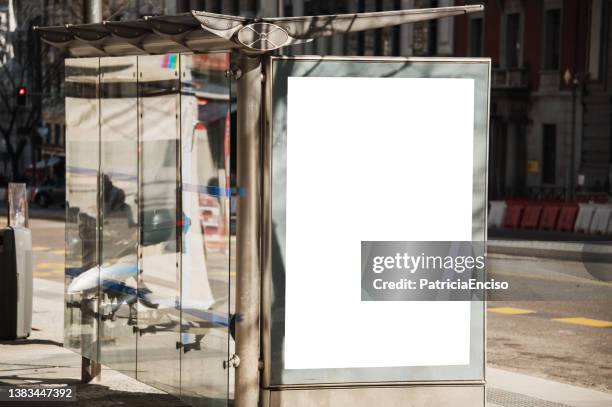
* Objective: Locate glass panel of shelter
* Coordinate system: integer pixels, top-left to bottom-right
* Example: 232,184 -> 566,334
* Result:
98,56 -> 139,377
179,53 -> 232,407
65,52 -> 232,405
64,57 -> 100,362
136,54 -> 181,394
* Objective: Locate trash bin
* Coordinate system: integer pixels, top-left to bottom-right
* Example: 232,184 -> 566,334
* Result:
0,225 -> 33,339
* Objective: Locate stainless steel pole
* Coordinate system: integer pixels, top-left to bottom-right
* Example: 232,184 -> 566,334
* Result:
235,52 -> 262,407
80,1 -> 102,385
84,0 -> 102,23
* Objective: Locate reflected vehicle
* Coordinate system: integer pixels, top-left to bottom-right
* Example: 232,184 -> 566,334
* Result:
142,209 -> 174,246
34,178 -> 65,207
66,252 -> 233,352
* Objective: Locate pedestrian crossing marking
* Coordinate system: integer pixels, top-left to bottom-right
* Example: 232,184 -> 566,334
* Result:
553,317 -> 612,328
37,262 -> 64,269
487,307 -> 535,315
34,269 -> 64,278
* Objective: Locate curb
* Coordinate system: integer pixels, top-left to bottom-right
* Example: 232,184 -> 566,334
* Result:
0,205 -> 64,222
488,240 -> 612,263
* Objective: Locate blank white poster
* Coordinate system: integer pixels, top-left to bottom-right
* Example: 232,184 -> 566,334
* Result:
284,76 -> 475,370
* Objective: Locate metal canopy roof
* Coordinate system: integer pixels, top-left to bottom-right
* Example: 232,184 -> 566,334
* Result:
35,5 -> 483,57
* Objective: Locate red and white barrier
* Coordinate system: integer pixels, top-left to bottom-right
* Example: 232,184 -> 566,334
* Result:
574,203 -> 596,233
589,204 -> 612,234
488,201 -> 506,229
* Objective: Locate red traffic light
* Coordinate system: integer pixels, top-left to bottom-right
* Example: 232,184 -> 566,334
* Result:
16,86 -> 26,106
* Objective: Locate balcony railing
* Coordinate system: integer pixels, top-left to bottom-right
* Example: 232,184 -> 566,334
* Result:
492,68 -> 529,89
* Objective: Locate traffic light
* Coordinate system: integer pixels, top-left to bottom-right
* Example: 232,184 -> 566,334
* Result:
16,86 -> 26,106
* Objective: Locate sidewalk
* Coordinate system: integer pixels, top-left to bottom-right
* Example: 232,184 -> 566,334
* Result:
1,277 -> 610,406
0,278 -> 190,407
488,238 -> 612,263
487,367 -> 612,407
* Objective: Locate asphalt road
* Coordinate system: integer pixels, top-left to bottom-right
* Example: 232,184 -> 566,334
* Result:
11,217 -> 612,395
487,255 -> 612,393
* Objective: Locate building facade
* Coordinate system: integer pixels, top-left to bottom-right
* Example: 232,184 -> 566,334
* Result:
4,0 -> 608,202
274,0 -> 609,201
453,0 -> 600,201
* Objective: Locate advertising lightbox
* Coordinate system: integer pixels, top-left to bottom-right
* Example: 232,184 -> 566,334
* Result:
264,57 -> 490,386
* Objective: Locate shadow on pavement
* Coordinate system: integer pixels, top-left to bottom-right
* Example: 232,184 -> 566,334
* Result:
0,376 -> 190,406
0,339 -> 63,347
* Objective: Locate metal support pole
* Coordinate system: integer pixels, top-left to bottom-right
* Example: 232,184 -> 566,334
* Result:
84,0 -> 102,24
235,52 -> 262,407
80,0 -> 102,383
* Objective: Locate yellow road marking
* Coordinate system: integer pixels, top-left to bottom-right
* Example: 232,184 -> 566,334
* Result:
49,250 -> 65,255
488,307 -> 535,315
34,268 -> 64,276
34,269 -> 64,276
553,317 -> 612,328
32,246 -> 50,252
37,262 -> 64,269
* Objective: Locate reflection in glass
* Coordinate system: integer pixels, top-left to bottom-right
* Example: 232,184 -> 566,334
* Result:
65,58 -> 100,361
8,183 -> 27,227
180,53 -> 231,406
136,54 -> 181,393
98,56 -> 139,376
64,53 -> 232,405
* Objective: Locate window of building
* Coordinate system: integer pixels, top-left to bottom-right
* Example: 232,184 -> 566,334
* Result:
543,9 -> 561,70
177,0 -> 190,12
542,124 -> 556,184
357,0 -> 366,55
588,0 -> 603,80
229,0 -> 239,15
205,0 -> 221,13
44,124 -> 51,144
391,0 -> 402,56
412,0 -> 438,56
427,19 -> 438,56
54,124 -> 61,146
426,0 -> 438,56
504,13 -> 521,68
283,0 -> 293,16
469,17 -> 484,57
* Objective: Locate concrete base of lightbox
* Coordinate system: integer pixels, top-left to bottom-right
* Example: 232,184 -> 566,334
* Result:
261,384 -> 485,407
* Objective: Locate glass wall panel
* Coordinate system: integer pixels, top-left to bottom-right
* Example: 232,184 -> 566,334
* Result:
136,54 -> 181,393
180,53 -> 231,406
65,58 -> 100,361
99,56 -> 139,376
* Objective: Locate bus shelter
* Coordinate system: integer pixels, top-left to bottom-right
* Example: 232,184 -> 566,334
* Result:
37,4 -> 489,407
